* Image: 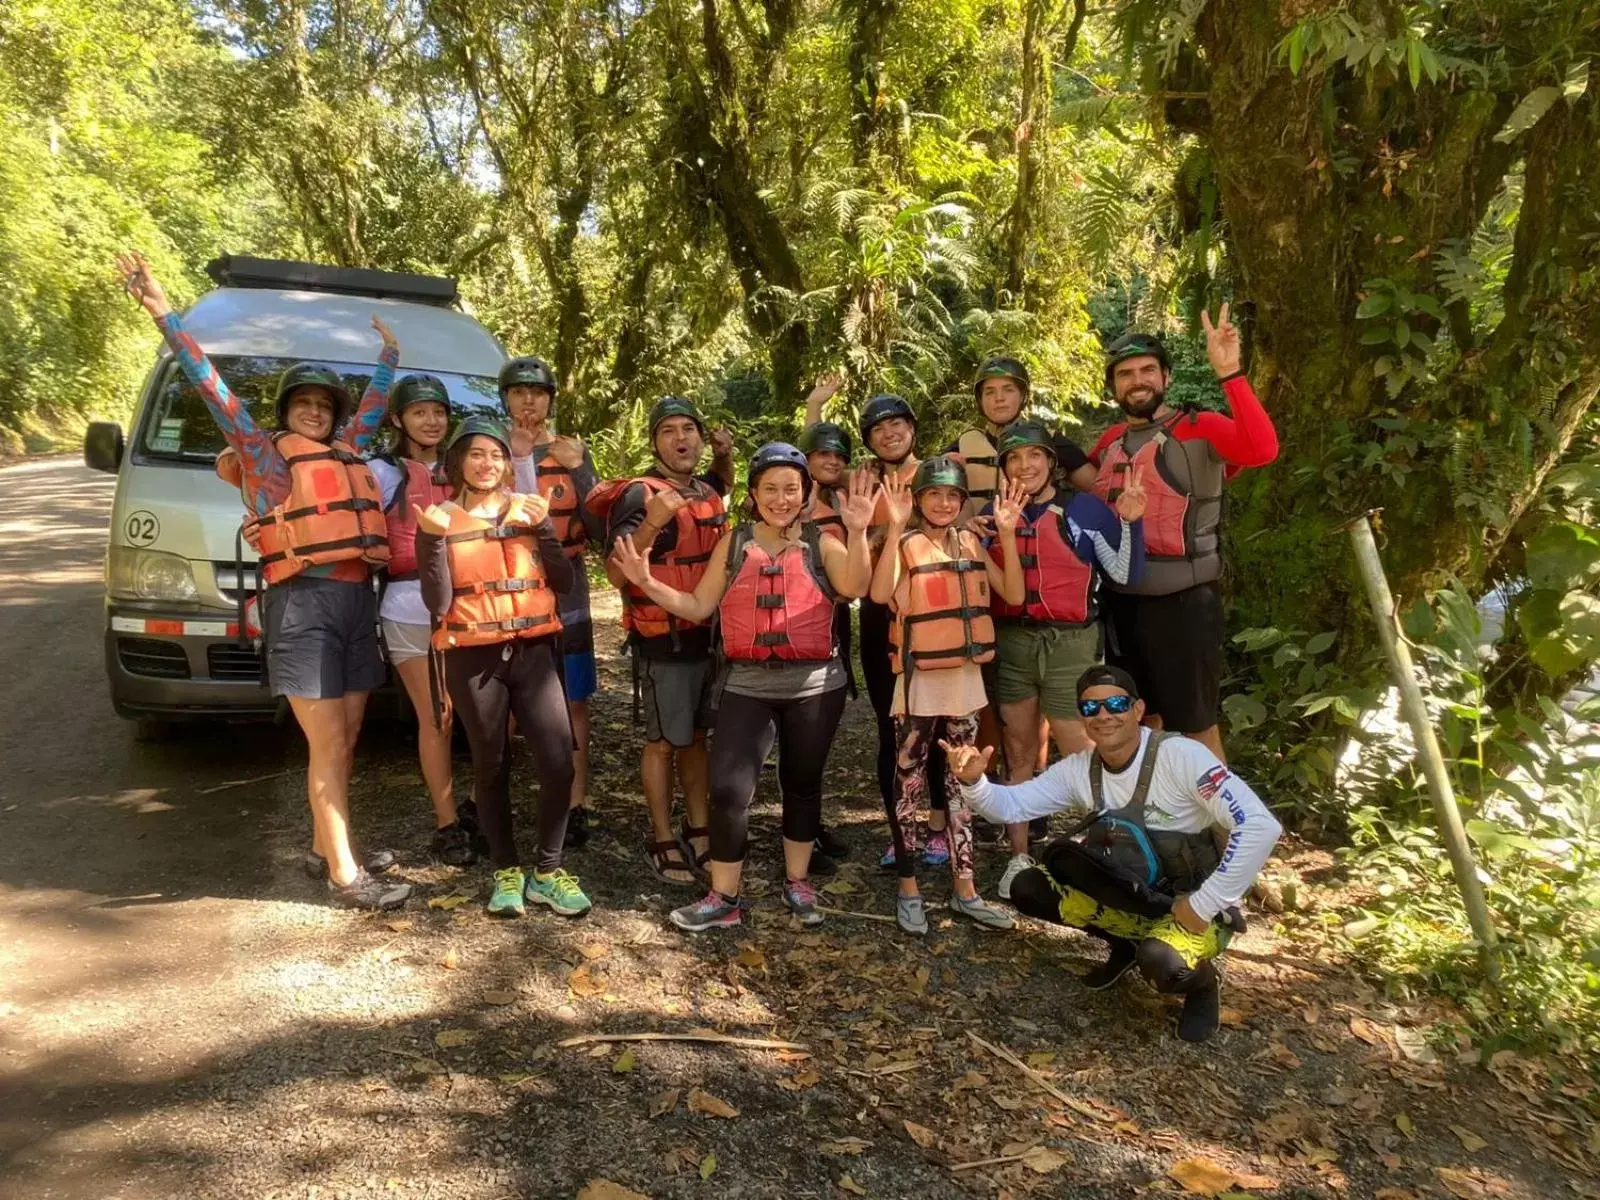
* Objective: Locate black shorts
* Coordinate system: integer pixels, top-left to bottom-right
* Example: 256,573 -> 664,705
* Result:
262,575 -> 386,700
1103,582 -> 1223,733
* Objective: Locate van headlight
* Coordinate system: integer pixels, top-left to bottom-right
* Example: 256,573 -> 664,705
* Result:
108,546 -> 198,602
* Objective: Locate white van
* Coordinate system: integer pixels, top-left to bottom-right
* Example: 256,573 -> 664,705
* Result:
84,256 -> 507,737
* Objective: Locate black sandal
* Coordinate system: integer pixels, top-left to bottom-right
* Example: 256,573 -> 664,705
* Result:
677,823 -> 713,875
646,838 -> 701,888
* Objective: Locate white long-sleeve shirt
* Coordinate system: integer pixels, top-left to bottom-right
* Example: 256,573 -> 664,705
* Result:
961,728 -> 1281,922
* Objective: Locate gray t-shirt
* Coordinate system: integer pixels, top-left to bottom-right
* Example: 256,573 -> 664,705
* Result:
724,658 -> 847,702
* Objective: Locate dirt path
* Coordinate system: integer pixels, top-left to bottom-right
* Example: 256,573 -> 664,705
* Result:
0,460 -> 1592,1200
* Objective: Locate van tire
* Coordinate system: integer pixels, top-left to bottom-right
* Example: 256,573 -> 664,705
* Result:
134,717 -> 178,743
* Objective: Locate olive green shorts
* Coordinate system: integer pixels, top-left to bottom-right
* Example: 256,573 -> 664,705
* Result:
994,622 -> 1102,720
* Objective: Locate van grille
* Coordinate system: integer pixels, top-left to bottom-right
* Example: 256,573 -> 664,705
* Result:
207,644 -> 264,682
118,638 -> 191,679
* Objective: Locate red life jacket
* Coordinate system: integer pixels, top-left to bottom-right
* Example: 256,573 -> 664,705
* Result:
1093,416 -> 1223,564
586,474 -> 727,640
532,440 -> 588,558
718,523 -> 837,662
808,485 -> 845,542
988,501 -> 1095,626
383,457 -> 453,582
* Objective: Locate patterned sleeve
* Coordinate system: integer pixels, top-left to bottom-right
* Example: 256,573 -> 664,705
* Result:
344,343 -> 401,453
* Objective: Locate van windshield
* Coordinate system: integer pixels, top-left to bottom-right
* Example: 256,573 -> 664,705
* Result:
136,357 -> 502,463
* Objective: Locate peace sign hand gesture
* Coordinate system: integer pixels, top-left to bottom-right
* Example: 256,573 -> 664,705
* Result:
1114,463 -> 1148,523
839,468 -> 879,534
1200,301 -> 1242,378
992,475 -> 1030,537
939,740 -> 997,785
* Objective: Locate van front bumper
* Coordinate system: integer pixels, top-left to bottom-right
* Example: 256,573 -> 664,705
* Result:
104,606 -> 278,719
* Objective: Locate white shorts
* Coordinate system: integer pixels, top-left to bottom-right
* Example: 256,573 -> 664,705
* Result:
381,619 -> 432,665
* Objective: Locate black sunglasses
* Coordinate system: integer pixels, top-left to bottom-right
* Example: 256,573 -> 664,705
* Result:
1078,694 -> 1135,717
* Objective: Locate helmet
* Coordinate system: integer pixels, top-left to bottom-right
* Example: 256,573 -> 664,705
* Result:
995,420 -> 1057,469
748,442 -> 812,498
445,414 -> 512,459
391,373 -> 451,414
498,356 -> 558,400
799,421 -> 852,459
912,454 -> 969,496
274,362 -> 351,433
973,356 -> 1031,403
647,395 -> 708,442
859,393 -> 916,447
1103,332 -> 1171,391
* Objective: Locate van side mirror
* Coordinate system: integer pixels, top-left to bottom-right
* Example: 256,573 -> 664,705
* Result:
84,422 -> 125,473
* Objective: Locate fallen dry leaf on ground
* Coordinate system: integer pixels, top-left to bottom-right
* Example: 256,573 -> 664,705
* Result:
612,1048 -> 636,1073
482,990 -> 516,1006
577,1179 -> 650,1200
688,1087 -> 739,1118
903,1119 -> 935,1148
568,964 -> 606,997
699,1151 -> 716,1180
1022,1146 -> 1072,1174
427,893 -> 470,910
820,1138 -> 872,1156
649,1089 -> 679,1118
1450,1125 -> 1487,1152
838,1174 -> 867,1195
1435,1165 -> 1515,1198
435,1029 -> 474,1048
1169,1155 -> 1240,1196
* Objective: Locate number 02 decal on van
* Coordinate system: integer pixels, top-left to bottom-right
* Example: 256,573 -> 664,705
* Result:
124,510 -> 161,547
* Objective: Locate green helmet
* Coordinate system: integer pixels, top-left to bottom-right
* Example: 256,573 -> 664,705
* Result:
973,355 -> 1031,404
647,395 -> 708,442
1103,332 -> 1171,391
498,356 -> 558,400
995,420 -> 1057,469
799,421 -> 852,459
859,393 -> 916,447
912,454 -> 969,496
391,373 -> 451,414
274,362 -> 351,433
445,414 -> 511,458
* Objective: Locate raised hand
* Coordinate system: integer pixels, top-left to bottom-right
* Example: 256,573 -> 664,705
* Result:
839,469 -> 879,534
114,252 -> 171,319
371,314 -> 399,353
644,486 -> 688,529
509,425 -> 536,459
805,371 -> 846,404
1114,463 -> 1148,523
1200,301 -> 1242,378
881,470 -> 914,527
938,739 -> 996,785
710,425 -> 735,460
508,492 -> 550,526
413,503 -> 451,537
548,434 -> 584,470
993,475 -> 1030,536
609,536 -> 654,588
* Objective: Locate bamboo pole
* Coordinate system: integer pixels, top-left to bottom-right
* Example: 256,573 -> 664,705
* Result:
1346,513 -> 1499,969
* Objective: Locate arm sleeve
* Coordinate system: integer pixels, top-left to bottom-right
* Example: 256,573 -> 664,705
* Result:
368,456 -> 403,508
1181,375 -> 1279,472
701,470 -> 730,497
604,484 -> 649,552
1064,494 -> 1144,585
417,530 -> 453,617
534,517 -> 576,595
573,450 -> 604,540
1167,744 -> 1283,922
512,454 -> 538,494
155,311 -> 285,504
344,344 -> 401,453
1052,436 -> 1090,474
959,757 -> 1087,825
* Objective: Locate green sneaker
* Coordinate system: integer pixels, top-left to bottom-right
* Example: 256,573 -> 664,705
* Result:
525,868 -> 592,917
487,867 -> 526,917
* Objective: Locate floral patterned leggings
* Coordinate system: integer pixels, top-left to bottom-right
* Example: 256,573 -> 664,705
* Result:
888,713 -> 977,881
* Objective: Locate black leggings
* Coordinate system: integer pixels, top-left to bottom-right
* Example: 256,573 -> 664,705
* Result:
859,599 -> 945,813
444,637 -> 575,873
707,685 -> 849,864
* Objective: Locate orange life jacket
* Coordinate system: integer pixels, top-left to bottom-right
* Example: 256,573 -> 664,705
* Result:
586,475 -> 727,640
808,484 -> 845,542
718,523 -> 837,662
532,440 -> 588,558
218,433 -> 388,586
383,457 -> 453,581
890,526 -> 996,674
431,499 -> 562,650
988,502 -> 1095,626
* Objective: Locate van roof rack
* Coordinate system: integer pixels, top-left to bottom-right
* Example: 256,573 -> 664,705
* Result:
204,256 -> 459,307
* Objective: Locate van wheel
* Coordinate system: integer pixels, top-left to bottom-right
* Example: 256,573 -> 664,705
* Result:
134,717 -> 177,743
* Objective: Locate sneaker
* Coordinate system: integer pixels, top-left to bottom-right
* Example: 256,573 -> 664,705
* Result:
783,878 -> 825,927
563,806 -> 591,849
922,831 -> 951,868
879,842 -> 899,870
1082,937 -> 1138,990
896,893 -> 928,936
1177,965 -> 1223,1044
432,823 -> 477,867
327,869 -> 411,911
304,848 -> 397,880
808,846 -> 839,877
525,869 -> 592,917
457,799 -> 488,855
487,867 -> 526,917
950,894 -> 1015,930
997,853 -> 1037,901
814,825 -> 851,861
670,891 -> 742,932
1028,816 -> 1050,842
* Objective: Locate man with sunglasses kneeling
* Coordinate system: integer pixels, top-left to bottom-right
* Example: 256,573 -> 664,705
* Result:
940,665 -> 1280,1042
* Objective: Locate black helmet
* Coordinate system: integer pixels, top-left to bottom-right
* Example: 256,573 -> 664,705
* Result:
912,454 -> 969,496
859,393 -> 916,447
973,356 -> 1031,404
799,421 -> 852,460
498,356 -> 558,400
995,420 -> 1057,469
647,395 -> 708,442
748,442 -> 812,498
274,362 -> 351,434
391,373 -> 450,414
1103,332 -> 1171,391
445,414 -> 512,458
